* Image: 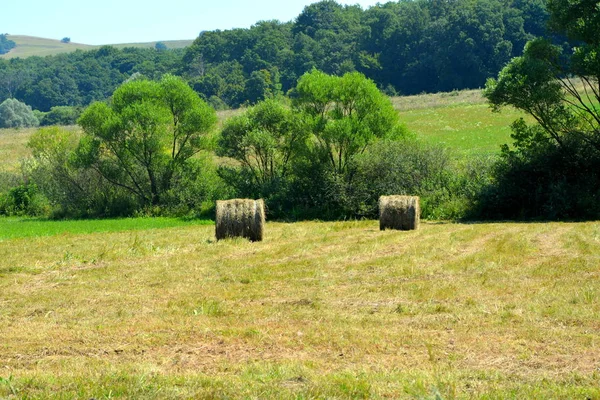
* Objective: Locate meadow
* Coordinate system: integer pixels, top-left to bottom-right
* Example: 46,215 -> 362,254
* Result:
1,219 -> 599,398
0,91 -> 598,398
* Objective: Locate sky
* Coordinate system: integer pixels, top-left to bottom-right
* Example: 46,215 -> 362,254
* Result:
2,0 -> 382,45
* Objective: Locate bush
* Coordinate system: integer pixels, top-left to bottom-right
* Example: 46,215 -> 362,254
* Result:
474,138 -> 600,220
0,98 -> 39,128
39,106 -> 82,126
328,139 -> 483,220
0,184 -> 51,216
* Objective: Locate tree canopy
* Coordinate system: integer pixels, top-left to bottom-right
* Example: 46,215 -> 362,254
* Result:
0,0 -> 554,111
77,74 -> 217,206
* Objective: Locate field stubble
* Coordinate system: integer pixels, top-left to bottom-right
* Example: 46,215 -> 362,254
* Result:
0,219 -> 599,398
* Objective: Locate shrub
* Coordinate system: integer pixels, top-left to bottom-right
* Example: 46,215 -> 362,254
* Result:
39,106 -> 82,126
0,98 -> 39,128
0,184 -> 51,216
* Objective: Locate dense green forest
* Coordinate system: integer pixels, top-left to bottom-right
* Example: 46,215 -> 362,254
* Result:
0,0 -> 550,111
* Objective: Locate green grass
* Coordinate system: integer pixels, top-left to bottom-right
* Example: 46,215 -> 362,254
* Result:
0,35 -> 194,59
0,127 -> 38,172
0,219 -> 599,398
0,217 -> 212,241
392,90 -> 527,156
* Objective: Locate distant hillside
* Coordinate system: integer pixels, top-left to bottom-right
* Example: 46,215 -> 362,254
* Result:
0,35 -> 194,59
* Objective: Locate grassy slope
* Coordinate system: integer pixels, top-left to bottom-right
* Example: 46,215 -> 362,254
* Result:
394,89 -> 525,156
0,35 -> 193,59
0,220 -> 599,398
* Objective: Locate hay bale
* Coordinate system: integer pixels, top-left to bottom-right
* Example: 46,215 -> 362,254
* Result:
379,195 -> 420,231
215,199 -> 265,241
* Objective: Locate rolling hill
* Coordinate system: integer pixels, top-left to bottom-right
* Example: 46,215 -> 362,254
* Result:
0,35 -> 194,59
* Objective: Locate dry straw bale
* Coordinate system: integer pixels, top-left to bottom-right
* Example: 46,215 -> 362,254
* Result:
379,195 -> 420,231
215,199 -> 265,241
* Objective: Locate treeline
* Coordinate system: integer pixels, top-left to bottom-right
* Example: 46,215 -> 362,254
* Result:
0,46 -> 183,112
0,0 -> 549,111
0,72 -> 484,221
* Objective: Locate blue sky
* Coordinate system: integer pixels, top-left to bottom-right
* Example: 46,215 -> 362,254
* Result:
3,0 -> 381,45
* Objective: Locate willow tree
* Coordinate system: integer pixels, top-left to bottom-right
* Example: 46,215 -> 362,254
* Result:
292,70 -> 404,175
77,75 -> 217,206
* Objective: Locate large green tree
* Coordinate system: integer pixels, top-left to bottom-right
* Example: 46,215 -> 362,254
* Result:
293,70 -> 403,174
481,0 -> 600,219
218,98 -> 305,191
77,75 -> 217,206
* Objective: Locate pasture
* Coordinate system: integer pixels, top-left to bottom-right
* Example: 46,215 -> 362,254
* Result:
1,219 -> 599,398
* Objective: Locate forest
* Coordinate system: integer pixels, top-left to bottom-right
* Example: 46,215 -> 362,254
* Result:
0,0 -> 550,111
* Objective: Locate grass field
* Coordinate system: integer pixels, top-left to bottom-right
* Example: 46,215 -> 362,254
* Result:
0,86 -> 599,398
393,90 -> 526,155
0,35 -> 194,59
1,219 -> 599,398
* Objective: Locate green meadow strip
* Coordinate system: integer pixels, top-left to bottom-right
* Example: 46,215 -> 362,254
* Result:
0,217 -> 213,240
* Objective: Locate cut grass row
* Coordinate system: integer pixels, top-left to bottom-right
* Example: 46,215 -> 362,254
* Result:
1,219 -> 599,398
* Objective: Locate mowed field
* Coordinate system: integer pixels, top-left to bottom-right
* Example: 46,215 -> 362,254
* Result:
1,219 -> 599,398
1,93 -> 599,398
0,35 -> 194,59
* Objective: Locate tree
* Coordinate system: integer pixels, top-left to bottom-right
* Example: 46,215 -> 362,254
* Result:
0,98 -> 39,128
292,70 -> 404,174
218,98 -> 305,191
482,0 -> 600,219
0,68 -> 30,99
155,42 -> 167,51
77,74 -> 217,206
61,37 -> 71,44
0,34 -> 16,55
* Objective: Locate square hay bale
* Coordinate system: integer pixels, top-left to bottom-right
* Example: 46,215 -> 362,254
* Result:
215,199 -> 265,242
379,195 -> 420,231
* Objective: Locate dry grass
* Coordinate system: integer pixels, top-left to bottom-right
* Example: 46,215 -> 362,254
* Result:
391,89 -> 487,112
0,127 -> 36,172
1,219 -> 599,398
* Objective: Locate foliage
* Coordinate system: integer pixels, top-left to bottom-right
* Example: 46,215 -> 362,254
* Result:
0,183 -> 50,216
0,34 -> 16,55
0,46 -> 184,111
0,98 -> 39,128
155,42 -> 167,51
482,0 -> 600,219
218,99 -> 306,200
0,1 -> 553,111
293,70 -> 404,174
39,106 -> 82,126
77,74 -> 217,207
25,126 -> 131,218
61,37 -> 71,44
